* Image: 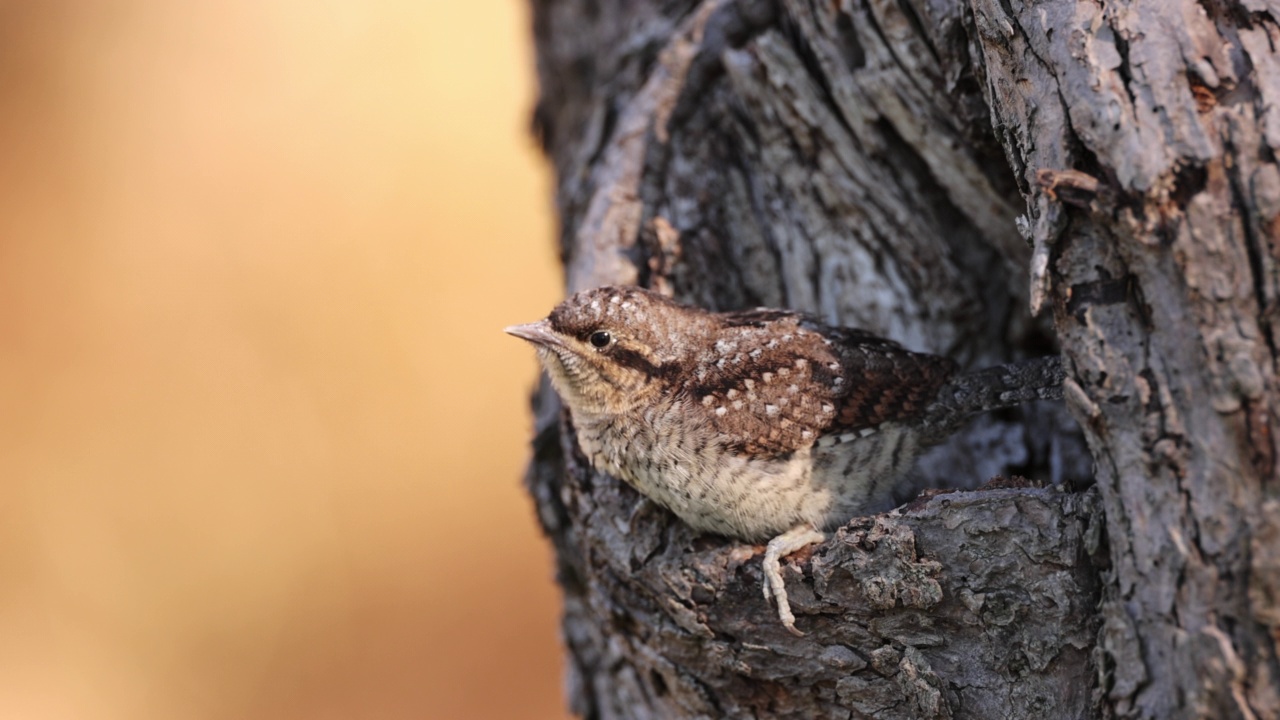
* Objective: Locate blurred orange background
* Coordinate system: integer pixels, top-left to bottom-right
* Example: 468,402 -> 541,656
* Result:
0,2 -> 567,719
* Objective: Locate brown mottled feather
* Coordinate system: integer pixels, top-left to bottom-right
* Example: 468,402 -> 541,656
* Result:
682,310 -> 956,457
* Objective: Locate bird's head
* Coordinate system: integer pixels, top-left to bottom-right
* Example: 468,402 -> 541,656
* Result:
505,286 -> 701,418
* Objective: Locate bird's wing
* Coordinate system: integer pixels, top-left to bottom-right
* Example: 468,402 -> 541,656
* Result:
684,311 -> 955,457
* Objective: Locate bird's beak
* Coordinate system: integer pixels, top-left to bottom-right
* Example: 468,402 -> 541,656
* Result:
504,319 -> 562,347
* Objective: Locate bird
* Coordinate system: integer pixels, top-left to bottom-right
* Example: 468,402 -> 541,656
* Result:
506,285 -> 1065,634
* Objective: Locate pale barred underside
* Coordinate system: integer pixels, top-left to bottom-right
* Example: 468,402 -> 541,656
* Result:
573,404 -> 918,541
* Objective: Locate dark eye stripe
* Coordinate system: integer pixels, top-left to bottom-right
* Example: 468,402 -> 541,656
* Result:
609,347 -> 662,378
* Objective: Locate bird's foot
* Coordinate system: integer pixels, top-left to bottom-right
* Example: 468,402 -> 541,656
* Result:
761,525 -> 826,636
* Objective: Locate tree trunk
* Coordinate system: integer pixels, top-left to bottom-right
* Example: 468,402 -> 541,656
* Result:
524,0 -> 1280,718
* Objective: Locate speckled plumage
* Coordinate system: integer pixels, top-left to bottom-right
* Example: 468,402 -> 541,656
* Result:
507,285 -> 1064,633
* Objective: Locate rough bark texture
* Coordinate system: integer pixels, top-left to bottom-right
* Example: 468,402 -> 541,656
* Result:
970,1 -> 1280,717
524,0 -> 1280,718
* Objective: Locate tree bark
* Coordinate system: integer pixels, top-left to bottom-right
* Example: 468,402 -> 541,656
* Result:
524,0 -> 1280,718
970,1 -> 1280,717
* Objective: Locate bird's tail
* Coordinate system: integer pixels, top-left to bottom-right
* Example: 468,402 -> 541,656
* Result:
921,355 -> 1065,440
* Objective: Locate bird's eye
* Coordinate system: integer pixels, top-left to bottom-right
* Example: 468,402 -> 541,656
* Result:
588,331 -> 612,349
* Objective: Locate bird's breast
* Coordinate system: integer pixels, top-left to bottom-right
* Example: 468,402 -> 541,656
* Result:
572,401 -> 849,540
571,400 -> 928,540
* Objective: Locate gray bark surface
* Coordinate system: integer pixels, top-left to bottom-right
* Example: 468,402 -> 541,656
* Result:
524,0 -> 1280,717
971,1 -> 1280,717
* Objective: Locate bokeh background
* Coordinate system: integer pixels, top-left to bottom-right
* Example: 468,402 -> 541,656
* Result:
0,2 -> 567,719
